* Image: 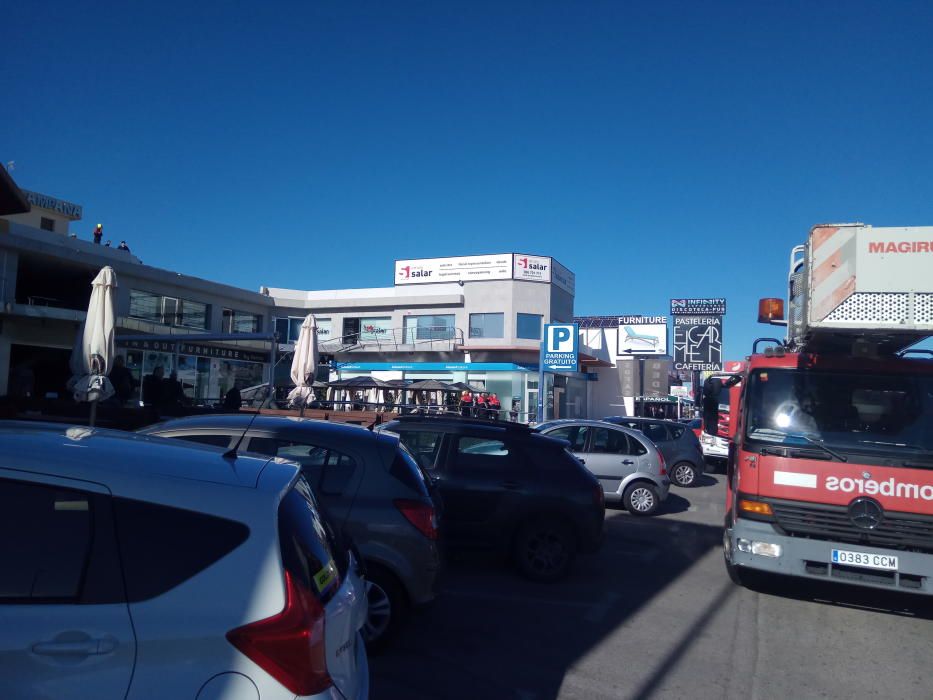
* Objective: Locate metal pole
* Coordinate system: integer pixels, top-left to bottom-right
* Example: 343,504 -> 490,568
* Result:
638,356 -> 645,417
537,365 -> 546,424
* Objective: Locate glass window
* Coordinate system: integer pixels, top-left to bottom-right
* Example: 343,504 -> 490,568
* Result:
590,428 -> 632,454
0,479 -> 92,601
516,313 -> 543,340
130,290 -> 209,329
545,425 -> 588,452
396,430 -> 444,471
278,477 -> 342,603
178,299 -> 208,329
275,317 -> 305,343
129,290 -> 161,324
403,314 -> 456,342
224,309 -> 262,334
469,313 -> 504,339
247,438 -> 356,496
359,317 -> 393,341
111,496 -> 249,602
173,434 -> 232,448
643,423 -> 670,443
40,217 -> 55,232
455,436 -> 509,469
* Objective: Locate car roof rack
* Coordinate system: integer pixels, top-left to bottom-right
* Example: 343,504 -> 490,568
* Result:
390,414 -> 534,432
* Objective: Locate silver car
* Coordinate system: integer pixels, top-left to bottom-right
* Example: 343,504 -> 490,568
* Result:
536,419 -> 670,516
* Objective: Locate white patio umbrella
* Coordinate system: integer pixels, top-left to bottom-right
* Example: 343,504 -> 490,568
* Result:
70,266 -> 117,425
287,314 -> 318,410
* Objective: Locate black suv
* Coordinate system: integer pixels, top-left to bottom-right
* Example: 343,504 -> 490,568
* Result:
378,416 -> 605,582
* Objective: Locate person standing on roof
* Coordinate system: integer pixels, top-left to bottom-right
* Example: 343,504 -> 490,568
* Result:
93,224 -> 103,244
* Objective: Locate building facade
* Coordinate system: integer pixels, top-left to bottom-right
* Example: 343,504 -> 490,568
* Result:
266,253 -> 589,420
1,192 -> 274,402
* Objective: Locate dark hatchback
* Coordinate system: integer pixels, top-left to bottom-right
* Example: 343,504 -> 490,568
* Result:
378,416 -> 605,582
603,416 -> 705,488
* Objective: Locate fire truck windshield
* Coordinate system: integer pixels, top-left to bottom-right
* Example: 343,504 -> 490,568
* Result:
744,368 -> 933,455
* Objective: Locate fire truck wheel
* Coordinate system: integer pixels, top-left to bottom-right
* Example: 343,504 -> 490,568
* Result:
670,461 -> 697,487
623,482 -> 660,516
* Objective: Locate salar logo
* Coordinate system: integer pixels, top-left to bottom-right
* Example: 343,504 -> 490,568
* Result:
518,257 -> 548,271
399,265 -> 432,279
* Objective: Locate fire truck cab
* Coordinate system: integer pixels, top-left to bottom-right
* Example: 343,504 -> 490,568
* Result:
705,224 -> 933,594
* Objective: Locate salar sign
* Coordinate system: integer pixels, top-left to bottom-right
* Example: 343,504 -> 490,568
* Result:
673,315 -> 723,371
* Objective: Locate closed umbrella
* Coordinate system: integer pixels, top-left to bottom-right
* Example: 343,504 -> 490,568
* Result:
70,266 -> 117,425
287,314 -> 318,411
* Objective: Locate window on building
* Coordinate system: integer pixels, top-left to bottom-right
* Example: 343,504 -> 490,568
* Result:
129,290 -> 210,329
516,313 -> 542,340
275,317 -> 304,343
40,217 -> 55,232
468,313 -> 504,339
403,314 -> 456,342
129,290 -> 161,324
223,309 -> 262,334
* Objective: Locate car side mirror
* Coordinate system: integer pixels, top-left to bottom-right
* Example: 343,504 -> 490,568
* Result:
702,378 -> 723,438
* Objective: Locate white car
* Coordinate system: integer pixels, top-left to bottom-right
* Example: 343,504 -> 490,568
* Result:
700,431 -> 729,463
0,422 -> 368,700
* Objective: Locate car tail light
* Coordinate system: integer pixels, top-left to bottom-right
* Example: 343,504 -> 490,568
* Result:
658,451 -> 667,476
593,484 -> 605,509
394,499 -> 438,540
226,570 -> 332,695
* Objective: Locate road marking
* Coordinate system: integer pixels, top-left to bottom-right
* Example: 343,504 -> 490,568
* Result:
774,470 -> 817,488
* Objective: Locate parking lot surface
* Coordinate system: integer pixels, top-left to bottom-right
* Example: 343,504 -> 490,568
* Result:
371,473 -> 933,700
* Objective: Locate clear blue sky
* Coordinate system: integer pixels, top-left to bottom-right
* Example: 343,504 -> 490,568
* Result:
5,1 -> 933,360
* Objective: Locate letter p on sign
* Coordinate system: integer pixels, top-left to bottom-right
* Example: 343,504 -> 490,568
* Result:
548,325 -> 574,352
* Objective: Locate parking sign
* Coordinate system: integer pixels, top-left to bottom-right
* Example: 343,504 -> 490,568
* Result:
541,323 -> 579,372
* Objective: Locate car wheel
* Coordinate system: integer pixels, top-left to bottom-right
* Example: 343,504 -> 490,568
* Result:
671,461 -> 697,487
513,518 -> 577,582
362,565 -> 406,652
623,482 -> 660,516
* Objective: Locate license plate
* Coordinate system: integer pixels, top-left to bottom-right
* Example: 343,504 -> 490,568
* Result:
831,549 -> 898,571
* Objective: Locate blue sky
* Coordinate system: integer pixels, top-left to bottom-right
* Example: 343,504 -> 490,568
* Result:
4,1 -> 933,360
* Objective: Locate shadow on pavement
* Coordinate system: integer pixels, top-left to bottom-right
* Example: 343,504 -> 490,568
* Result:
744,570 -> 933,620
369,515 -> 724,699
691,473 -> 719,488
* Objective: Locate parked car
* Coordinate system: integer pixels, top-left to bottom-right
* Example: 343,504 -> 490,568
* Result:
140,415 -> 440,650
602,416 -> 705,487
680,417 -> 703,440
0,421 -> 368,700
699,431 -> 729,471
377,415 -> 604,582
535,419 -> 669,516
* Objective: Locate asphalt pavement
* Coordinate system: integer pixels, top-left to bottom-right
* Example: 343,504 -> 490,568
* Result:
370,472 -> 933,700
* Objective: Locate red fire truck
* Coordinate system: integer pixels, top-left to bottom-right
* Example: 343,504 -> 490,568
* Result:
704,223 -> 933,593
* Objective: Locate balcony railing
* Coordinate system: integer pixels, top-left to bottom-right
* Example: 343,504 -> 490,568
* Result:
316,325 -> 465,353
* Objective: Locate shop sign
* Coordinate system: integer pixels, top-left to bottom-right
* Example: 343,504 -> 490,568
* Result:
551,258 -> 575,295
22,189 -> 83,219
513,254 -> 551,283
541,323 -> 579,372
636,395 -> 677,403
673,316 -> 723,371
118,338 -> 267,363
670,298 -> 727,315
617,317 -> 668,356
395,254 -> 513,285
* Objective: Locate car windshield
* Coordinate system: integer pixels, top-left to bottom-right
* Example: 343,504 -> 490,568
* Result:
745,368 -> 933,454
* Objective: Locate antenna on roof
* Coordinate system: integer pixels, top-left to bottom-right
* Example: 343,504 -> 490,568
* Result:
223,409 -> 261,460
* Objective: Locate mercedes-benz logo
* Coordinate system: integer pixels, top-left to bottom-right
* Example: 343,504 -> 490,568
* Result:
849,497 -> 884,530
